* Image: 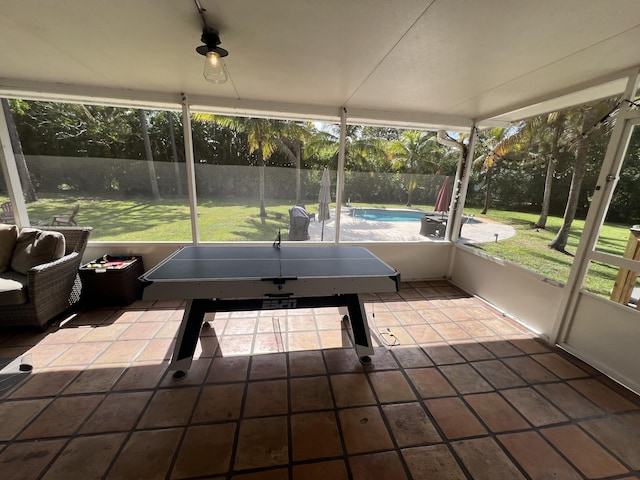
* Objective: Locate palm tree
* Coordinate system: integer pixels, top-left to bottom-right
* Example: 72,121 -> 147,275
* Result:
305,124 -> 388,203
534,111 -> 566,229
548,102 -> 609,252
166,112 -> 184,196
138,109 -> 161,200
195,114 -> 306,217
387,130 -> 437,206
273,122 -> 313,204
473,127 -> 521,215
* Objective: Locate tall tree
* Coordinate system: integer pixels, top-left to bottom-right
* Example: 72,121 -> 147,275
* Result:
194,114 -> 292,217
547,98 -> 621,251
548,104 -> 602,252
305,124 -> 388,203
1,99 -> 38,202
387,130 -> 437,206
138,109 -> 161,200
273,122 -> 312,204
167,112 -> 184,196
536,112 -> 566,228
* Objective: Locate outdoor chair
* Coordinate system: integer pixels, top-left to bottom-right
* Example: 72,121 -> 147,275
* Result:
1,202 -> 14,223
288,205 -> 310,241
0,226 -> 92,329
52,204 -> 80,226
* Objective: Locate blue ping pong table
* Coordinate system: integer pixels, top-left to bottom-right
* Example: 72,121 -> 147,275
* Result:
140,245 -> 400,378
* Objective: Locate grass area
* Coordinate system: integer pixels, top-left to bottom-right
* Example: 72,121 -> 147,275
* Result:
19,196 -> 300,242
6,195 -> 632,298
461,208 -> 628,298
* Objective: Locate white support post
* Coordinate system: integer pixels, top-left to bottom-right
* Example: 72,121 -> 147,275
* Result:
0,98 -> 29,226
446,126 -> 477,243
181,93 -> 200,245
550,68 -> 640,344
333,107 -> 347,244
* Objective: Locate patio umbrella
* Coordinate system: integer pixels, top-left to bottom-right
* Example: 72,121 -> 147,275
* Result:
434,176 -> 453,217
318,168 -> 331,241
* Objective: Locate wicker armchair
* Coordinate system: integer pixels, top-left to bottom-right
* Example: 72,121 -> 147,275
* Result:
0,226 -> 92,329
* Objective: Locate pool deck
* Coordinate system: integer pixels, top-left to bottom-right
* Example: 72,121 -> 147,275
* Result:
306,208 -> 516,243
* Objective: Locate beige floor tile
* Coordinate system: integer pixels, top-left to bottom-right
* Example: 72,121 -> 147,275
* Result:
499,431 -> 582,480
331,373 -> 376,407
106,428 -> 183,480
288,350 -> 326,376
290,376 -> 334,412
249,353 -> 287,380
439,364 -> 493,394
368,370 -> 416,403
0,398 -> 52,441
171,423 -> 237,478
569,378 -> 639,413
501,387 -> 569,427
137,387 -> 199,428
206,356 -> 250,383
42,433 -> 127,480
406,367 -> 456,398
338,406 -> 394,454
542,425 -> 630,478
402,444 -> 466,480
19,394 -> 102,439
580,416 -> 640,469
426,397 -> 487,440
192,384 -> 244,423
453,437 -> 526,479
0,438 -> 67,480
465,392 -> 529,432
80,391 -> 152,434
382,402 -> 441,446
292,460 -> 348,480
349,451 -> 408,480
291,411 -> 343,461
244,379 -> 288,417
234,416 -> 289,470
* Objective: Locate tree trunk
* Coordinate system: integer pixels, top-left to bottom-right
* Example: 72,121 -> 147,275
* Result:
295,143 -> 301,204
167,112 -> 183,196
549,108 -> 595,252
480,167 -> 492,215
536,113 -> 565,229
257,146 -> 267,217
138,109 -> 161,200
1,99 -> 38,202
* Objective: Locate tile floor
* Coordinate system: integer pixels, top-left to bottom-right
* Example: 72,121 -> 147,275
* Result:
0,280 -> 639,479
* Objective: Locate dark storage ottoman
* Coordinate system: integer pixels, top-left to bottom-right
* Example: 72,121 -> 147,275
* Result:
80,256 -> 144,305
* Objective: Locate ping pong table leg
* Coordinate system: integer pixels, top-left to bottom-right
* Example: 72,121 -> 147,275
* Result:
169,299 -> 207,379
344,294 -> 374,365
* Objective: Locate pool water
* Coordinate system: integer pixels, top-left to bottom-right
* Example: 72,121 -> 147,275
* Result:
349,208 -> 481,224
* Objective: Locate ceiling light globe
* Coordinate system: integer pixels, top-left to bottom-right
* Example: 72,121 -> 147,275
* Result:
204,51 -> 228,84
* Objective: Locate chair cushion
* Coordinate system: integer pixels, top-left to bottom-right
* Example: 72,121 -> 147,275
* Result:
11,228 -> 66,275
0,272 -> 27,305
0,224 -> 18,273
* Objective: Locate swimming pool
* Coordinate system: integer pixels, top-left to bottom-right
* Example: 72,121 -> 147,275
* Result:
349,208 -> 481,224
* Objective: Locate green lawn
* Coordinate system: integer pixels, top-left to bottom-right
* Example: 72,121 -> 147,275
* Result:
6,195 -> 632,299
461,208 -> 628,298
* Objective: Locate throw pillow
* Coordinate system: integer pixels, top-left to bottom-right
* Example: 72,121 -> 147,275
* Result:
0,224 -> 18,273
11,228 -> 66,274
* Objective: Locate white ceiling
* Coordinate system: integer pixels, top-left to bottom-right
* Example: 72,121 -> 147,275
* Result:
1,0 -> 640,128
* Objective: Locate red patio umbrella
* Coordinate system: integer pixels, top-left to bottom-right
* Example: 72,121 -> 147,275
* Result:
435,176 -> 453,215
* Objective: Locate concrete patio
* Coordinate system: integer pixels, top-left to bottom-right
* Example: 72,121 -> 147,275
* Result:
305,209 -> 516,243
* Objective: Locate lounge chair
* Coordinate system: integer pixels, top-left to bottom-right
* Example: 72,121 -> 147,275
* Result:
0,202 -> 14,223
52,204 -> 80,226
